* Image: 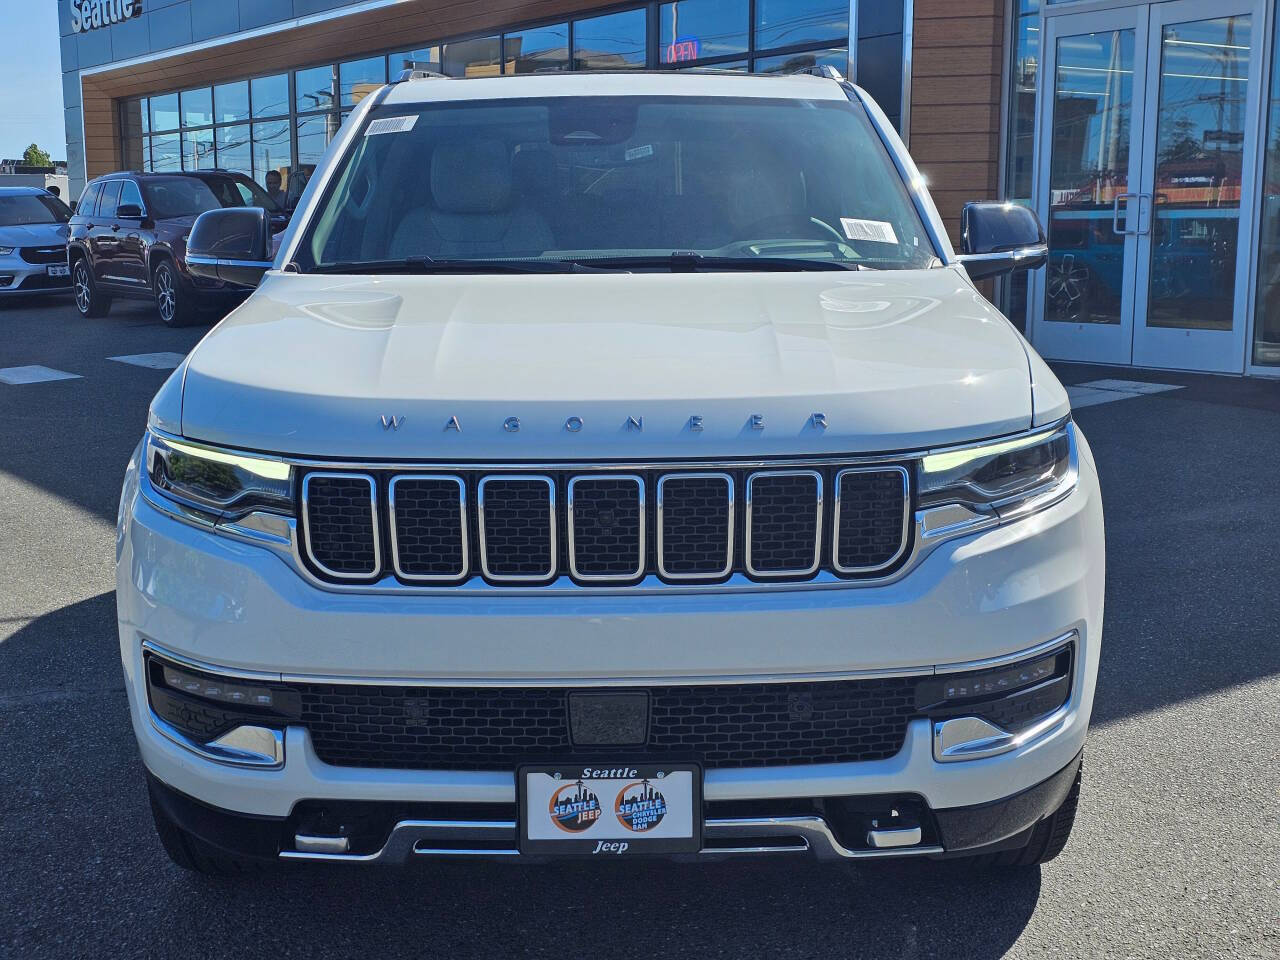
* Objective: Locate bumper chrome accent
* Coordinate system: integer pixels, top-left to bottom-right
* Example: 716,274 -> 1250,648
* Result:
148,707 -> 285,769
278,815 -> 943,863
932,703 -> 1072,763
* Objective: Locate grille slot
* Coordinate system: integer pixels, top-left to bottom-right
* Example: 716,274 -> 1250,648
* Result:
746,470 -> 822,577
833,467 -> 910,573
568,475 -> 645,581
296,677 -> 917,771
389,476 -> 468,582
19,246 -> 66,265
657,473 -> 734,580
478,476 -> 556,582
302,474 -> 379,579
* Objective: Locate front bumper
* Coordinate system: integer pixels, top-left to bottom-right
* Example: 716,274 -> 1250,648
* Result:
118,431 -> 1104,859
0,253 -> 71,294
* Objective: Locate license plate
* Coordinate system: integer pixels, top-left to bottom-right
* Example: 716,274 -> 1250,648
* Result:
47,264 -> 69,277
519,763 -> 701,856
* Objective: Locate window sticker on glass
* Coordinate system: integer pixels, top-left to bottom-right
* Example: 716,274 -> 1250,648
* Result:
841,218 -> 898,244
624,144 -> 654,161
366,115 -> 418,136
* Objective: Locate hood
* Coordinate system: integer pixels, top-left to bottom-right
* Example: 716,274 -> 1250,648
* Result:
0,222 -> 68,247
178,266 -> 1034,460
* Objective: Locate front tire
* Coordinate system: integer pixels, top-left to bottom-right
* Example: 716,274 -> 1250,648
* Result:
153,259 -> 197,327
72,258 -> 111,318
148,789 -> 263,878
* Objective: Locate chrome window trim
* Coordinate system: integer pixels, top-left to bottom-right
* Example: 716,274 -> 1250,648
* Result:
744,469 -> 823,579
300,472 -> 381,580
137,632 -> 1078,689
831,465 -> 912,575
388,474 -> 469,583
656,472 -> 735,581
476,474 -> 557,583
567,474 -> 646,583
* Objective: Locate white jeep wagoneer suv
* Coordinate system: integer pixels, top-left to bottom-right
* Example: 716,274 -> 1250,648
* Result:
116,68 -> 1103,874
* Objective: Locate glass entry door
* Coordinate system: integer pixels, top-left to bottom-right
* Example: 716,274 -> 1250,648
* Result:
1030,0 -> 1264,372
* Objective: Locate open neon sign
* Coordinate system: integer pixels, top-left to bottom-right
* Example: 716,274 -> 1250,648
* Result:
666,37 -> 701,63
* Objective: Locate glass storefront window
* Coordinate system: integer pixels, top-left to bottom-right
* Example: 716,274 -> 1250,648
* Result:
295,65 -> 336,113
140,97 -> 149,134
390,46 -> 441,75
753,46 -> 846,74
149,93 -> 179,133
574,9 -> 647,70
504,25 -> 569,74
214,81 -> 250,124
181,87 -> 213,128
1000,0 -> 1040,333
1254,14 -> 1280,365
659,1 -> 748,64
252,120 -> 292,199
754,0 -> 847,52
252,74 -> 290,119
443,36 -> 502,77
151,133 -> 180,172
215,124 -> 252,177
181,128 -> 214,171
294,113 -> 339,207
340,56 -> 386,106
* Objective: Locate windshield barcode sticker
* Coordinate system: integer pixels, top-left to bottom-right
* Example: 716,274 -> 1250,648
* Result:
840,218 -> 898,244
366,115 -> 418,136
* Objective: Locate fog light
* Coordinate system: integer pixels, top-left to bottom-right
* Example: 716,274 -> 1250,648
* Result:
162,664 -> 276,707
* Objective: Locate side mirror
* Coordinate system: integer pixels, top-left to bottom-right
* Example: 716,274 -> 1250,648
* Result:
957,202 -> 1048,281
117,203 -> 144,220
186,206 -> 273,288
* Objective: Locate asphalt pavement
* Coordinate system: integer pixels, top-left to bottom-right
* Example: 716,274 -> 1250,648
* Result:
1,293 -> 1276,960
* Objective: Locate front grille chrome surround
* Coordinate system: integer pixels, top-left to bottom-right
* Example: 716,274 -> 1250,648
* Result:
477,475 -> 557,583
656,472 -> 735,581
388,475 -> 469,583
745,470 -> 824,578
567,474 -> 646,582
301,472 -> 381,581
832,466 -> 912,575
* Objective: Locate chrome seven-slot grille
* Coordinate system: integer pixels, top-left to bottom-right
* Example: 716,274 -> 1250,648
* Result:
300,464 -> 911,587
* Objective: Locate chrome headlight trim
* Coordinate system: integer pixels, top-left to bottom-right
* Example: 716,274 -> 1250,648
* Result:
143,429 -> 293,521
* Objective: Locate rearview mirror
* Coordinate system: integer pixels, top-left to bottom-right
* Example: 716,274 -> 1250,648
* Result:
957,202 -> 1048,281
186,207 -> 274,288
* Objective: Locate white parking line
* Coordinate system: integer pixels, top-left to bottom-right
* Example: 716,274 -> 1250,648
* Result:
1067,378 -> 1183,409
1078,378 -> 1184,396
0,365 -> 82,385
108,352 -> 187,370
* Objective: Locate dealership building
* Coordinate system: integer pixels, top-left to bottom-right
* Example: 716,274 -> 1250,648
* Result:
56,0 -> 1280,375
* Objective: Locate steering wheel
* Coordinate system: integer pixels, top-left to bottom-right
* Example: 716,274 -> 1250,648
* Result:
737,214 -> 848,245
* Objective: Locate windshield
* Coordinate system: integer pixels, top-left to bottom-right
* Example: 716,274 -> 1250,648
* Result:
141,175 -> 280,219
0,193 -> 71,227
299,95 -> 939,273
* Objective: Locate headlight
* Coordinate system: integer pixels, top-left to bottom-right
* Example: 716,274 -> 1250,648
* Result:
144,431 -> 293,519
0,246 -> 14,256
918,421 -> 1075,519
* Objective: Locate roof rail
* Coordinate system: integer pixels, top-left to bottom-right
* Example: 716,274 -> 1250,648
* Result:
792,64 -> 845,81
393,68 -> 450,83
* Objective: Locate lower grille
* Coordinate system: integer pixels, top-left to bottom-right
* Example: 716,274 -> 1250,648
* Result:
296,678 -> 917,771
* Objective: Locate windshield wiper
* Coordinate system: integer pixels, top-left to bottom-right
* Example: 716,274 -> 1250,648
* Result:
309,257 -> 591,275
560,253 -> 863,272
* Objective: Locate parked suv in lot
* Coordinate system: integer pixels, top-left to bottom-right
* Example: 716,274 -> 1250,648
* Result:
117,70 -> 1103,875
0,186 -> 72,297
68,169 -> 285,326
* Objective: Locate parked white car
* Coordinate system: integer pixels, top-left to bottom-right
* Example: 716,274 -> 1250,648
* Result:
116,69 -> 1103,875
0,187 -> 72,297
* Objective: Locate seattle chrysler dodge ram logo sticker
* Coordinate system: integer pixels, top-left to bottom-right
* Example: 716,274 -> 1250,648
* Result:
614,780 -> 668,832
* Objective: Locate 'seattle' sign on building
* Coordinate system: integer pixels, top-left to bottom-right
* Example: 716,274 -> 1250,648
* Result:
70,0 -> 141,33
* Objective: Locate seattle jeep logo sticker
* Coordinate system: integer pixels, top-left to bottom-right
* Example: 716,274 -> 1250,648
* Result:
614,780 -> 667,833
548,781 -> 602,833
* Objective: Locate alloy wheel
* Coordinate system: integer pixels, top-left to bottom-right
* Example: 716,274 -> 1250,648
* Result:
73,263 -> 91,314
155,266 -> 175,324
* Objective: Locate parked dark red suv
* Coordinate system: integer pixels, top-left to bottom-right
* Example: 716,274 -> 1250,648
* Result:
68,170 -> 286,326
